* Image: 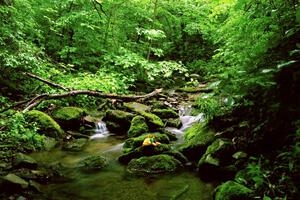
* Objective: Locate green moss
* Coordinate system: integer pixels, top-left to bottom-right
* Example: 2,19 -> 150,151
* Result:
123,102 -> 150,113
184,122 -> 215,148
76,154 -> 108,171
164,118 -> 182,129
215,181 -> 253,200
127,154 -> 182,175
52,107 -> 86,121
176,87 -> 213,93
138,111 -> 164,129
127,116 -> 149,138
123,133 -> 170,152
198,138 -> 232,167
26,110 -> 64,138
152,109 -> 179,119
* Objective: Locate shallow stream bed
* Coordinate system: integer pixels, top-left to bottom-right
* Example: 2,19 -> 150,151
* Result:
30,135 -> 215,200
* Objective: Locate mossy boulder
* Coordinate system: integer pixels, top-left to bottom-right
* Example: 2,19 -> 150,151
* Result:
160,129 -> 178,141
1,174 -> 29,190
127,116 -> 149,138
52,107 -> 86,130
198,138 -> 234,179
164,118 -> 182,129
214,181 -> 254,200
76,154 -> 108,172
13,153 -> 37,170
123,133 -> 170,152
152,109 -> 179,119
26,110 -> 64,138
127,154 -> 183,176
119,144 -> 171,164
124,102 -> 150,113
102,110 -> 135,134
178,123 -> 215,161
138,111 -> 164,130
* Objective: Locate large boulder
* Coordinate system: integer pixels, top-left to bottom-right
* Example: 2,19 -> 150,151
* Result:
127,116 -> 149,138
178,123 -> 215,161
214,181 -> 254,200
127,154 -> 183,176
198,138 -> 234,179
119,144 -> 171,164
52,107 -> 86,130
76,154 -> 108,172
138,111 -> 164,130
152,109 -> 179,119
13,153 -> 37,170
102,110 -> 135,134
26,110 -> 64,138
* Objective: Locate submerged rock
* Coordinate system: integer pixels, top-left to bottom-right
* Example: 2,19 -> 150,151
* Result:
127,154 -> 182,176
13,153 -> 37,170
52,107 -> 86,130
26,110 -> 64,138
214,181 -> 254,200
62,138 -> 88,152
127,116 -> 149,138
76,154 -> 108,172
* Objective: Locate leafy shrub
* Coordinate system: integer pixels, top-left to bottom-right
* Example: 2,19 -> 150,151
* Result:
0,111 -> 45,151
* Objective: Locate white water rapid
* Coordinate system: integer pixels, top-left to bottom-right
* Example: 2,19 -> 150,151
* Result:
166,105 -> 205,144
90,121 -> 109,139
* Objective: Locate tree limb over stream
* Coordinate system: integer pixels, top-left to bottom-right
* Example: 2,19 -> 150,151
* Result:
1,73 -> 163,113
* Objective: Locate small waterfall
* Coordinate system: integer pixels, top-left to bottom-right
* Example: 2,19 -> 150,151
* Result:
90,121 -> 109,139
165,105 -> 205,144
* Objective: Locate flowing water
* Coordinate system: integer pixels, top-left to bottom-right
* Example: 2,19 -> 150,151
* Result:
30,108 -> 214,200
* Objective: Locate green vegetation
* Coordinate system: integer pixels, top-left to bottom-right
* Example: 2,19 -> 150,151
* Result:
127,116 -> 149,138
1,0 -> 300,199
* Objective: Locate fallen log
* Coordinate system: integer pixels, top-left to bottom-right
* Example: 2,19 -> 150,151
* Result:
22,88 -> 162,112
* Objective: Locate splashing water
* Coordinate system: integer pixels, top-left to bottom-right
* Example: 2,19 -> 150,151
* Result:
90,121 -> 109,139
166,105 -> 205,144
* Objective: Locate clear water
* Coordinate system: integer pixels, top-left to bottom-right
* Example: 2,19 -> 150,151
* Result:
30,135 -> 214,200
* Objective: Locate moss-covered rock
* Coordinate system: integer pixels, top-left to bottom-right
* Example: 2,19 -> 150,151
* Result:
127,116 -> 149,138
123,133 -> 170,152
119,144 -> 171,164
127,154 -> 183,176
138,111 -> 164,130
197,138 -> 234,179
102,110 -> 135,134
160,129 -> 178,141
164,118 -> 182,129
13,153 -> 37,170
214,181 -> 254,200
26,110 -> 64,138
76,154 -> 108,172
1,174 -> 29,189
178,123 -> 215,161
124,102 -> 150,113
152,109 -> 179,119
52,107 -> 86,130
